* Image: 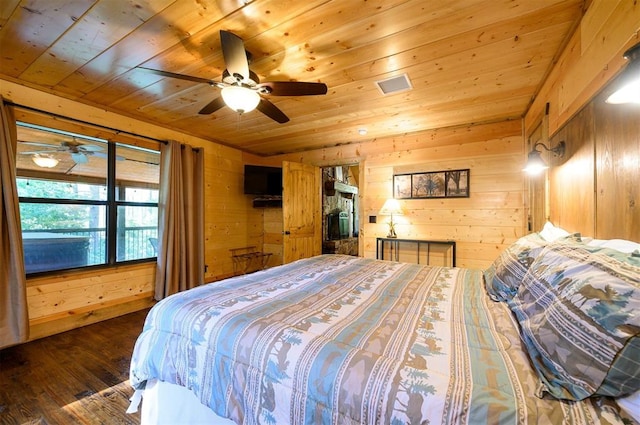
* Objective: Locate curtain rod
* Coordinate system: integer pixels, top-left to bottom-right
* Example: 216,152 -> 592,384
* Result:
6,101 -> 169,145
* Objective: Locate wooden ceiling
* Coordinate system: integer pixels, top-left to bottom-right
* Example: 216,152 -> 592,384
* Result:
0,0 -> 585,156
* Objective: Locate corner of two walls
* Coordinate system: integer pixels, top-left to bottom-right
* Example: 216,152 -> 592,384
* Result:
241,152 -> 284,267
271,119 -> 528,270
523,0 -> 640,241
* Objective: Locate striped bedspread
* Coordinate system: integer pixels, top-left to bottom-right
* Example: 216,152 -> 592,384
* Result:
130,255 -> 625,424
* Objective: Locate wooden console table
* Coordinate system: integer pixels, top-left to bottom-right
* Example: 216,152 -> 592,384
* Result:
230,246 -> 272,275
376,237 -> 456,267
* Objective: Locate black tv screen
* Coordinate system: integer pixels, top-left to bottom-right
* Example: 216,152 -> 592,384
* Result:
243,165 -> 282,196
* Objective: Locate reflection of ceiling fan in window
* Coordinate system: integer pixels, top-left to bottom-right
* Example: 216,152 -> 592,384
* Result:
19,139 -> 122,167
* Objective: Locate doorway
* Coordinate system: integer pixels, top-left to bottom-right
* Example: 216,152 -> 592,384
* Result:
321,165 -> 359,256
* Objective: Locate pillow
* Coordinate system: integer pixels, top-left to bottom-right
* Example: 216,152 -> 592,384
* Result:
510,241 -> 640,400
484,233 -> 548,302
538,221 -> 570,242
618,391 -> 640,423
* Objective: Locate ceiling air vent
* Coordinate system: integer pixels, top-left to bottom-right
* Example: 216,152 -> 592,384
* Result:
375,73 -> 412,95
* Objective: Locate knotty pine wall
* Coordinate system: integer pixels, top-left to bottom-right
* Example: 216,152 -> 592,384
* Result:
523,0 -> 640,242
544,78 -> 640,242
1,79 -> 253,340
262,119 -> 527,270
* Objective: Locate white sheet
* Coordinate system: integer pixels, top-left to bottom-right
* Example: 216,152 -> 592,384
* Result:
139,379 -> 236,425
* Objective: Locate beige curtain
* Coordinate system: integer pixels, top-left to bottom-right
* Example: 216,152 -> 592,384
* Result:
155,140 -> 205,300
0,99 -> 29,348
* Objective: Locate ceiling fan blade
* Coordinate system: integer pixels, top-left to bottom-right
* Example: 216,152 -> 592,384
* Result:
71,153 -> 88,164
220,30 -> 250,82
198,97 -> 227,115
92,152 -> 126,161
259,81 -> 328,96
78,145 -> 104,152
138,67 -> 217,85
256,98 -> 289,123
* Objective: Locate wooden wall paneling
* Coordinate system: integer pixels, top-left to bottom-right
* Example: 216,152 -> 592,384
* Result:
25,263 -> 155,340
202,143 -> 251,281
3,81 -> 257,339
525,0 -> 640,137
26,264 -> 155,319
525,122 -> 547,232
549,103 -> 596,237
355,122 -> 525,269
27,295 -> 153,342
263,207 -> 284,267
594,98 -> 640,240
456,242 -> 510,269
268,120 -> 522,168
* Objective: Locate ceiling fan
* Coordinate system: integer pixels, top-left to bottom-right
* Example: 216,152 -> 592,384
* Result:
20,139 -> 108,166
139,30 -> 328,123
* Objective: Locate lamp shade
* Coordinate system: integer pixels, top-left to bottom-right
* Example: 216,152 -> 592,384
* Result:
221,86 -> 260,113
32,154 -> 59,168
522,149 -> 548,175
379,198 -> 403,216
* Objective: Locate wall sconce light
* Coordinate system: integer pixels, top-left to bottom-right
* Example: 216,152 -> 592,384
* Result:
32,154 -> 59,168
379,198 -> 404,238
606,43 -> 640,104
523,141 -> 565,175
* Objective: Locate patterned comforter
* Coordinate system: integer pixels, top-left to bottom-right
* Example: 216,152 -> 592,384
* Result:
130,255 -> 626,424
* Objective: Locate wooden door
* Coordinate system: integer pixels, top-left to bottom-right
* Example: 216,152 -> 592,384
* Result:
282,161 -> 321,263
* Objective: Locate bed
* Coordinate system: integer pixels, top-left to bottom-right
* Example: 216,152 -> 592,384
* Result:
129,229 -> 640,424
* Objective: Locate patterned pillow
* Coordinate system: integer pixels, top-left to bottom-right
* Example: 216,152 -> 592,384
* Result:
484,233 -> 548,302
510,241 -> 640,400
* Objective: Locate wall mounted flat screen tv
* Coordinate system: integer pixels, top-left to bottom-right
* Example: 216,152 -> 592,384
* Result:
244,165 -> 282,196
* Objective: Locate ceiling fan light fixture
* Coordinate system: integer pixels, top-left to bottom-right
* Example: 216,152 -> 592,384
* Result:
221,85 -> 260,113
32,154 -> 59,168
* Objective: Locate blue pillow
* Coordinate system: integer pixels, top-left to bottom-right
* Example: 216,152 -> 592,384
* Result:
510,241 -> 640,400
484,233 -> 547,302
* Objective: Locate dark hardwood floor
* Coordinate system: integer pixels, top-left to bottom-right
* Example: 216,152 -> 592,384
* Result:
0,309 -> 150,425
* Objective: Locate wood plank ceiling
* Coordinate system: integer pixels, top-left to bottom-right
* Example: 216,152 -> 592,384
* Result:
0,0 -> 585,156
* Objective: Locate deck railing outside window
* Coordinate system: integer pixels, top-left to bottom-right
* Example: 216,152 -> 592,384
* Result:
22,226 -> 157,274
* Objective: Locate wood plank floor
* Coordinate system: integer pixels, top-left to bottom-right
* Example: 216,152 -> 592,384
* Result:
0,309 -> 149,425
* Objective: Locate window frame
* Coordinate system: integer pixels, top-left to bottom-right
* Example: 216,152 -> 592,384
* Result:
16,121 -> 160,276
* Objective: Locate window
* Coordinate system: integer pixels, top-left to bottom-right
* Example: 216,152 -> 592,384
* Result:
16,121 -> 160,274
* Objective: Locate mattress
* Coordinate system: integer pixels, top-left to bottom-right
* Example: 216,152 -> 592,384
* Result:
129,254 -> 629,424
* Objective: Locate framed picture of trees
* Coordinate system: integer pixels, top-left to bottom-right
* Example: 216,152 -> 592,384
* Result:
393,169 -> 469,199
393,174 -> 412,199
445,169 -> 469,197
412,172 -> 445,198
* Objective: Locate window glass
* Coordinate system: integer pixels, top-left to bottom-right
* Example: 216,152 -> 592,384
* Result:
17,178 -> 107,201
21,203 -> 106,273
116,143 -> 160,200
124,187 -> 159,203
116,205 -> 159,261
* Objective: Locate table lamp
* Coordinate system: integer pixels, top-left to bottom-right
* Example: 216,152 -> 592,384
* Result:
379,198 -> 404,238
